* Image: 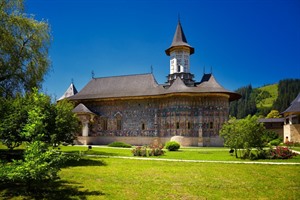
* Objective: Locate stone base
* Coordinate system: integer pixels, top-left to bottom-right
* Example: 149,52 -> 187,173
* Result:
75,136 -> 224,147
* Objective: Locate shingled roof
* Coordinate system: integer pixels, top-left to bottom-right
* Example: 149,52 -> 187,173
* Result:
73,103 -> 95,115
68,73 -> 241,102
282,93 -> 300,115
68,74 -> 161,100
165,21 -> 194,55
58,83 -> 78,100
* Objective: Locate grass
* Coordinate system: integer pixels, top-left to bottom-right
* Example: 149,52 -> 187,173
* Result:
1,145 -> 300,199
2,157 -> 299,199
58,145 -> 300,163
256,83 -> 278,109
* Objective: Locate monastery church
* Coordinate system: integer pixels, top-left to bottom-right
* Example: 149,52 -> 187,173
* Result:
60,21 -> 241,147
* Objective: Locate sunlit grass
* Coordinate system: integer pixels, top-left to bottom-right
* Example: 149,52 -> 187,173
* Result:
58,157 -> 300,199
1,144 -> 300,199
58,145 -> 300,163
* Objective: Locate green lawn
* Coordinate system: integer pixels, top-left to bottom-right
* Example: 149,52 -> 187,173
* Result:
58,145 -> 300,163
1,145 -> 300,199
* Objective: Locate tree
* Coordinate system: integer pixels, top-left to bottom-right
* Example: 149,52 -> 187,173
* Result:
0,0 -> 51,97
266,110 -> 281,118
0,89 -> 80,149
0,90 -> 80,187
229,85 -> 257,119
0,94 -> 29,150
52,99 -> 81,146
220,115 -> 267,158
273,79 -> 300,112
219,117 -> 243,158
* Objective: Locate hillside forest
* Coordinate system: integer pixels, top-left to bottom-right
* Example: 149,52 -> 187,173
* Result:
229,79 -> 300,119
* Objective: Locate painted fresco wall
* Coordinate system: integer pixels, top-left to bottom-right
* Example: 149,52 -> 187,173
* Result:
78,94 -> 229,146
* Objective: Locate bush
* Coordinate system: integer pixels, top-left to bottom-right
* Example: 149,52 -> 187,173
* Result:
0,141 -> 66,185
269,138 -> 282,146
165,141 -> 180,151
148,144 -> 164,156
270,146 -> 298,159
108,141 -> 132,148
285,141 -> 300,147
132,146 -> 148,157
131,144 -> 164,157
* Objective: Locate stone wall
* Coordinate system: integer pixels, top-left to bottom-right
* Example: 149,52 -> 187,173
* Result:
75,135 -> 224,147
284,124 -> 300,143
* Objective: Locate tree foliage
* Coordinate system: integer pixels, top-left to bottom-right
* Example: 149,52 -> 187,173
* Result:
0,90 -> 80,187
0,89 -> 80,149
273,79 -> 300,112
0,0 -> 51,97
230,79 -> 300,118
229,85 -> 257,118
220,115 -> 267,158
266,110 -> 281,118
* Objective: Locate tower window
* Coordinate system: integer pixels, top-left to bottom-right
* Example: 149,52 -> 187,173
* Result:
142,123 -> 145,130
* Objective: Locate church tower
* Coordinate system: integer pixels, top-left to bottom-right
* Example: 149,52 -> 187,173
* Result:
165,20 -> 195,86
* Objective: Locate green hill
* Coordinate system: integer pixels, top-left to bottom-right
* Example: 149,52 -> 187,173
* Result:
229,79 -> 300,118
255,84 -> 278,109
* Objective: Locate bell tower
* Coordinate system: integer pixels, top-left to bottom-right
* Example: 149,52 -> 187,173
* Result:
165,20 -> 195,86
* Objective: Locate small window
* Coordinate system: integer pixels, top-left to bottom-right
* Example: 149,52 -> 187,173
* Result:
102,118 -> 108,131
187,122 -> 191,129
117,118 -> 122,130
142,123 -> 145,130
176,122 -> 180,129
209,122 -> 213,129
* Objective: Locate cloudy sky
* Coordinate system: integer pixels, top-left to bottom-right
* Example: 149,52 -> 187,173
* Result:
25,0 -> 300,98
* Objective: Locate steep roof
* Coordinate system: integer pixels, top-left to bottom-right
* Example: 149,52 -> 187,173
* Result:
58,83 -> 78,100
68,73 -> 160,100
282,93 -> 300,115
196,73 -> 241,101
68,73 -> 241,102
73,103 -> 95,115
165,21 -> 194,55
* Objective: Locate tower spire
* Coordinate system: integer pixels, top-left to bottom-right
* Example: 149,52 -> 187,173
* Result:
165,19 -> 194,55
165,19 -> 195,86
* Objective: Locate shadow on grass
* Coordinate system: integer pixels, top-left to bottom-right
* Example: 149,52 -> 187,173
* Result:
0,180 -> 104,200
66,150 -> 119,157
63,157 -> 107,168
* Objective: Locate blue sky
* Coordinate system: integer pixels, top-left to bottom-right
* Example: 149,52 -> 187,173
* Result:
25,0 -> 300,99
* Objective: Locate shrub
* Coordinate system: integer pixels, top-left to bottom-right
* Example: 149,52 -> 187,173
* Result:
0,141 -> 66,185
132,144 -> 164,157
132,146 -> 148,157
270,146 -> 298,159
148,144 -> 164,156
165,141 -> 180,151
108,141 -> 132,148
269,138 -> 282,146
285,141 -> 300,147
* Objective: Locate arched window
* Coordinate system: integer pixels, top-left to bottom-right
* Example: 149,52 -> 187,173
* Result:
187,122 -> 191,129
142,123 -> 145,130
102,118 -> 108,131
115,113 -> 122,131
